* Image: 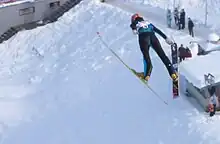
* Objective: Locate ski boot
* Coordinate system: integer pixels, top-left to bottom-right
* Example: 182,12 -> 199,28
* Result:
171,73 -> 178,88
136,72 -> 150,82
131,69 -> 149,82
171,73 -> 178,81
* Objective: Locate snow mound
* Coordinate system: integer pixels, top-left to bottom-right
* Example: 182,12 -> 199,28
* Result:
208,33 -> 220,42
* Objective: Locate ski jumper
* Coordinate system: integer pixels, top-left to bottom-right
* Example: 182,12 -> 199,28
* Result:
130,16 -> 176,79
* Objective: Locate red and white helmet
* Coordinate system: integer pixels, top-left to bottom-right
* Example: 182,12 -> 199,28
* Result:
131,13 -> 142,23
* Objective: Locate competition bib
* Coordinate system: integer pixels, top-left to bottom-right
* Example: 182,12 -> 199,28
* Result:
136,21 -> 150,30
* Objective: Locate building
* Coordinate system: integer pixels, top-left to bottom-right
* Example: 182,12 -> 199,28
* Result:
179,50 -> 220,112
0,0 -> 81,43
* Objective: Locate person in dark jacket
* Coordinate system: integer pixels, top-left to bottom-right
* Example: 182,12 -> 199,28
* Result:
178,44 -> 192,62
178,16 -> 181,30
180,9 -> 185,29
173,8 -> 179,25
178,44 -> 186,62
188,17 -> 194,37
129,13 -> 178,84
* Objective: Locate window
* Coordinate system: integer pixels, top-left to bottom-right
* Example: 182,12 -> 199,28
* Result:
19,7 -> 35,16
49,1 -> 60,8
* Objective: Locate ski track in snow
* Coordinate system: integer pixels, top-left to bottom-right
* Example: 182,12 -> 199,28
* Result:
108,0 -> 220,142
0,0 -> 218,144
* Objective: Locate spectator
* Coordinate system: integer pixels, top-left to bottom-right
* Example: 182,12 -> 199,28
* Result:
177,16 -> 181,30
166,9 -> 172,28
185,47 -> 192,57
173,7 -> 179,25
180,9 -> 185,29
178,44 -> 192,62
197,44 -> 206,55
171,43 -> 178,64
208,86 -> 218,117
178,44 -> 185,62
188,17 -> 194,37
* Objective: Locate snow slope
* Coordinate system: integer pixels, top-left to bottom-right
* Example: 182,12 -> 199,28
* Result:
127,0 -> 220,30
0,0 -> 219,144
109,0 -> 220,88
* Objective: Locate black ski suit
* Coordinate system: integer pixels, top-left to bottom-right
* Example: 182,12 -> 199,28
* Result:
188,18 -> 194,37
130,17 -> 175,78
180,10 -> 185,29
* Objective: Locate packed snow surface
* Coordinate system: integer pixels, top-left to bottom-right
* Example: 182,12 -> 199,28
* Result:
0,0 -> 219,144
127,0 -> 220,31
180,51 -> 220,88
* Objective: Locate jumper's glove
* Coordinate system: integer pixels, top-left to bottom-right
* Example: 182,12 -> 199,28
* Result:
165,37 -> 174,45
132,30 -> 138,35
